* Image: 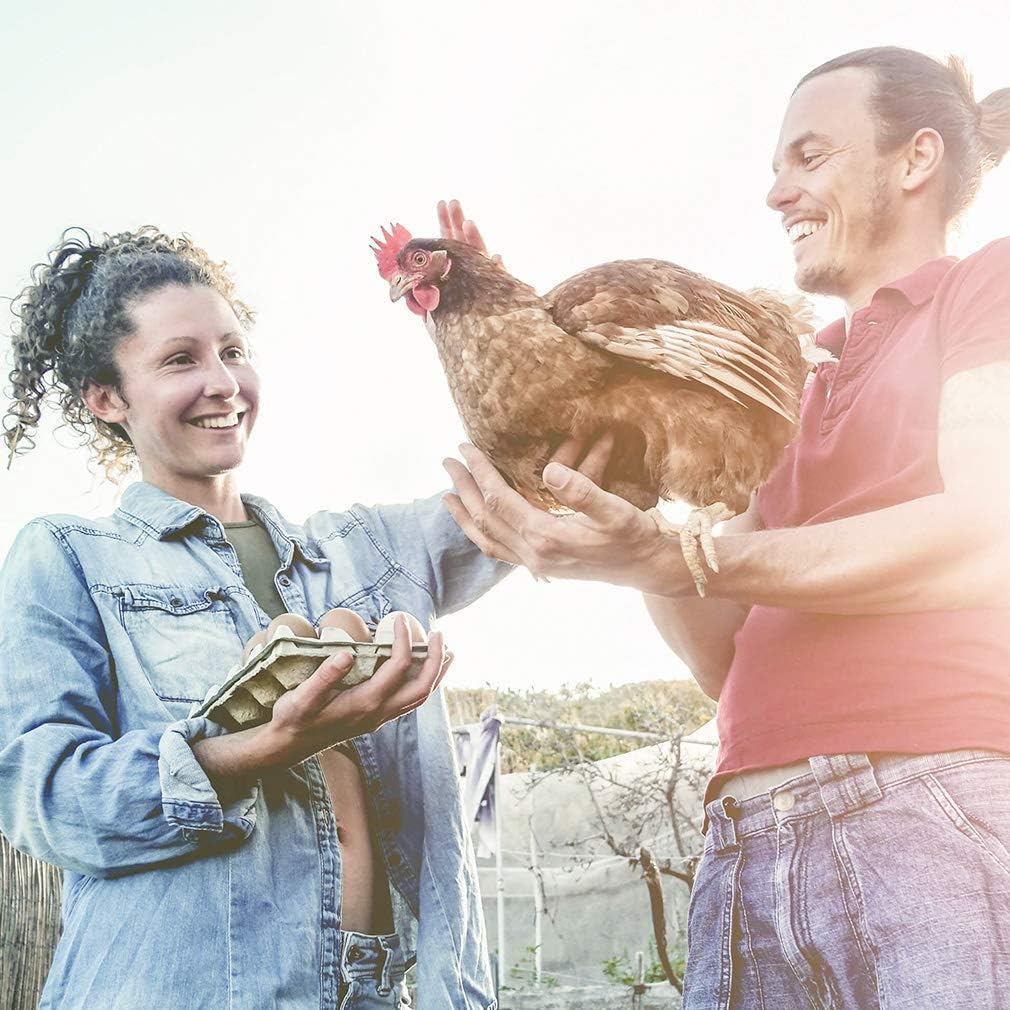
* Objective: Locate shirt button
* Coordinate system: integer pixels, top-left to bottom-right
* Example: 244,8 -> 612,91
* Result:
773,789 -> 796,812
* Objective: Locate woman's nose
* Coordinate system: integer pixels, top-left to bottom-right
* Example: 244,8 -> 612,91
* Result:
202,360 -> 241,398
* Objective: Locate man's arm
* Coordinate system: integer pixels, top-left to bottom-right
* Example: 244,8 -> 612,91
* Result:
442,361 -> 1010,615
644,496 -> 761,699
702,362 -> 1010,613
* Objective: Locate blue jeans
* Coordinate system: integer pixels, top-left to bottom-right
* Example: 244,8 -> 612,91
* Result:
337,931 -> 408,1009
684,751 -> 1010,1009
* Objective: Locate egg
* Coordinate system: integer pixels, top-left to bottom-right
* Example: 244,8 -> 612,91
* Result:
241,628 -> 268,663
373,611 -> 428,646
317,608 -> 372,643
266,612 -> 317,641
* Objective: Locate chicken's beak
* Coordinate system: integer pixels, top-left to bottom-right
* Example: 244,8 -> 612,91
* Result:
389,274 -> 415,302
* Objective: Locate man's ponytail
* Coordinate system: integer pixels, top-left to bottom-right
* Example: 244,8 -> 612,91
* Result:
977,87 -> 1010,167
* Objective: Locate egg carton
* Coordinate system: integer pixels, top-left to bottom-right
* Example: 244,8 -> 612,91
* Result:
193,626 -> 429,731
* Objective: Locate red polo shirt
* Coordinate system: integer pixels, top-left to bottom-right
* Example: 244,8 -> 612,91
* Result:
716,237 -> 1010,776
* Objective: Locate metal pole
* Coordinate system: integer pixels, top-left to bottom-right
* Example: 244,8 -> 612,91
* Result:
494,738 -> 505,995
501,716 -> 665,742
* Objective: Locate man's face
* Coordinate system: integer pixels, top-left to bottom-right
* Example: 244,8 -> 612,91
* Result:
768,67 -> 904,299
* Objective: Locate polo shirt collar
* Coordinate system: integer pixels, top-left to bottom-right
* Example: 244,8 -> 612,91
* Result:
880,254 -> 958,307
815,254 -> 959,355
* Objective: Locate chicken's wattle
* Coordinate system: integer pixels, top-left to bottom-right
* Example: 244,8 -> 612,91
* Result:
409,286 -> 440,315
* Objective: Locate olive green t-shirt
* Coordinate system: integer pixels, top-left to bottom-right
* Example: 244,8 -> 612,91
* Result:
223,519 -> 288,619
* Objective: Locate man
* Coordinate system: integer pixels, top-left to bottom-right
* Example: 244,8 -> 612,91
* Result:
441,47 -> 1010,1009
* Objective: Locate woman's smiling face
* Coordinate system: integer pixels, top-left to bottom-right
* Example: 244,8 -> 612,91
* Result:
85,284 -> 259,495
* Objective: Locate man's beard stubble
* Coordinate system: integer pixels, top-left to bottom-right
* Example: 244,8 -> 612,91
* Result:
795,168 -> 895,298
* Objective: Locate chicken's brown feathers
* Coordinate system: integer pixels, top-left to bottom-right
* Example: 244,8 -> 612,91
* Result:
546,259 -> 806,421
377,234 -> 816,518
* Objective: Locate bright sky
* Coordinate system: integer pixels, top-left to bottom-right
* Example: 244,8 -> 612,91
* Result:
1,1 -> 1008,691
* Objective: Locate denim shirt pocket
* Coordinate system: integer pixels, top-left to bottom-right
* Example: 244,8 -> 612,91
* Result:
327,587 -> 392,636
117,585 -> 239,708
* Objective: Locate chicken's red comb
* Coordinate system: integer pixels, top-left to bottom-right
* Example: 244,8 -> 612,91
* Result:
370,223 -> 413,280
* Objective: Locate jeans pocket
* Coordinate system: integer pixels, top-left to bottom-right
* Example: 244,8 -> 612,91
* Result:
683,842 -> 741,1010
923,763 -> 1010,877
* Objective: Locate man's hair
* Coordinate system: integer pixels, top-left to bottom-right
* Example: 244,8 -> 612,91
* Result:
798,47 -> 1010,221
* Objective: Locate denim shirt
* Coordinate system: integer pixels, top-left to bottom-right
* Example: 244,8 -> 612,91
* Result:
0,481 -> 509,1010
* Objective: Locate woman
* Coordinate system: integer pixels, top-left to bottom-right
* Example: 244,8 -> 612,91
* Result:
0,225 -> 508,1009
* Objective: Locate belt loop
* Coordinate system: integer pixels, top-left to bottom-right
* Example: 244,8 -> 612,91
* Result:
377,934 -> 395,995
809,754 -> 883,816
706,796 -> 741,853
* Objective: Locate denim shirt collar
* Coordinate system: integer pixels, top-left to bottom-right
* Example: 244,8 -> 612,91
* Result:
115,481 -> 329,568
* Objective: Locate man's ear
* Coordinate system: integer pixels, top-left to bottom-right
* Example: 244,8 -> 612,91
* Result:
81,381 -> 128,428
901,127 -> 945,194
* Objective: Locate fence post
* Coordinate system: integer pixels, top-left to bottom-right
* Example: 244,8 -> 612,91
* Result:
494,739 -> 505,995
529,830 -> 546,983
632,949 -> 646,1009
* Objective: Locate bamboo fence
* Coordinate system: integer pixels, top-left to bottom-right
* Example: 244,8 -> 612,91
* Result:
0,832 -> 62,1010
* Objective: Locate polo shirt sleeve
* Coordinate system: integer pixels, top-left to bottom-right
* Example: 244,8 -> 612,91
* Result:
0,520 -> 257,878
937,237 -> 1010,381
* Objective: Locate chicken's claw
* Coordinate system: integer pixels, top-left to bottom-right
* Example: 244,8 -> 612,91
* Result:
648,503 -> 734,597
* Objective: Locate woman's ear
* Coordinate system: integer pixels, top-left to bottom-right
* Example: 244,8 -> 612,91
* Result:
81,381 -> 128,428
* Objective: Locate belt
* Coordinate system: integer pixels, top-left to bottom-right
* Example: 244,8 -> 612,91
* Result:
714,759 -> 812,802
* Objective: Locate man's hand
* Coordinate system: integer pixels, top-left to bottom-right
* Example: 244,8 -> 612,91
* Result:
442,439 -> 696,597
437,199 -> 504,267
193,619 -> 453,786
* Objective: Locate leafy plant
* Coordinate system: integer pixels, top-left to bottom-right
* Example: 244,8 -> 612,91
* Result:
507,945 -> 559,990
601,941 -> 687,987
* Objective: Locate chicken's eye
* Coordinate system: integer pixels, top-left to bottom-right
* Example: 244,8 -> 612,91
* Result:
412,251 -> 428,267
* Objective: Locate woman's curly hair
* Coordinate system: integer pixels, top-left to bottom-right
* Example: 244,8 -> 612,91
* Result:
4,226 -> 253,481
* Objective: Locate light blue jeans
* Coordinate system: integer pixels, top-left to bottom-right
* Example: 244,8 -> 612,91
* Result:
338,932 -> 409,1009
685,750 -> 1010,1009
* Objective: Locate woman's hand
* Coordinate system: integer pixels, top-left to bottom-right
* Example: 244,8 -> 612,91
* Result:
193,618 -> 452,786
436,199 -> 504,268
267,617 -> 451,760
442,440 -> 695,597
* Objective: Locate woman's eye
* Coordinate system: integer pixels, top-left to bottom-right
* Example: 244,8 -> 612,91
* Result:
224,347 -> 247,360
802,154 -> 825,169
166,354 -> 194,366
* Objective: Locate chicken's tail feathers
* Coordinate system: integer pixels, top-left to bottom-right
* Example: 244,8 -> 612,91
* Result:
744,288 -> 836,367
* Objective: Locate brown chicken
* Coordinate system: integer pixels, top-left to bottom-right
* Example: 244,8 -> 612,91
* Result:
372,224 -> 825,594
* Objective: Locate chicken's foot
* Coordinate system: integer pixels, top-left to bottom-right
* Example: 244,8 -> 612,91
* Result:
647,503 -> 734,597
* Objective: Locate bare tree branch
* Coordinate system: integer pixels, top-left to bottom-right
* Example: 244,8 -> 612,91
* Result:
640,846 -> 684,994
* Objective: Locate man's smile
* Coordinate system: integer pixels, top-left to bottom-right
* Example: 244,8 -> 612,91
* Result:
785,219 -> 827,245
